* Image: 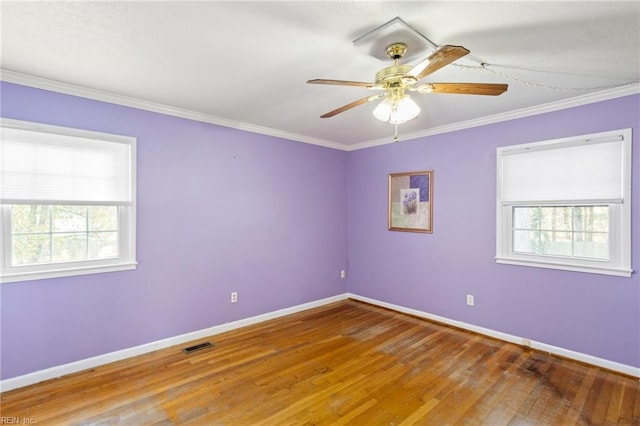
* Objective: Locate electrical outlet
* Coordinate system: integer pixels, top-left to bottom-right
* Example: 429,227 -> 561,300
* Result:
340,270 -> 346,279
466,294 -> 474,306
522,339 -> 531,347
231,292 -> 238,303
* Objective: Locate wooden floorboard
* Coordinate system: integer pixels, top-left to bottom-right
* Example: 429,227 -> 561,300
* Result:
1,300 -> 638,425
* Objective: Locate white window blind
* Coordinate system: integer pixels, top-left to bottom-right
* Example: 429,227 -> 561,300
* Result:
500,136 -> 625,203
1,118 -> 137,283
1,125 -> 132,205
496,128 -> 632,277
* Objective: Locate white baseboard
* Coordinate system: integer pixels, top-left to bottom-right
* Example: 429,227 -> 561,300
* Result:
3,291 -> 637,392
0,293 -> 350,392
347,293 -> 640,378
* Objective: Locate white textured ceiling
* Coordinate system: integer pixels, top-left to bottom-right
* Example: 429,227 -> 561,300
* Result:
1,1 -> 639,149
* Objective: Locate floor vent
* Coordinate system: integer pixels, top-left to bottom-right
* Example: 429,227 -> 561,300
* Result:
182,342 -> 213,354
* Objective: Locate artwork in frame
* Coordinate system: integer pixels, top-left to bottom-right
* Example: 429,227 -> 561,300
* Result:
388,170 -> 433,233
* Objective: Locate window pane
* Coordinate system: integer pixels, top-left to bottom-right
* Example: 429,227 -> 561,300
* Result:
52,233 -> 87,262
575,206 -> 608,232
513,230 -> 539,253
574,232 -> 609,260
513,207 -> 538,229
9,204 -> 123,268
540,231 -> 572,256
89,232 -> 118,259
540,207 -> 571,231
11,205 -> 50,233
511,205 -> 611,260
88,206 -> 118,231
53,206 -> 87,232
12,234 -> 51,265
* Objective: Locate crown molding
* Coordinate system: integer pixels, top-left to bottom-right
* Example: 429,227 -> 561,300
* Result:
346,82 -> 640,151
0,69 -> 347,151
2,69 -> 637,153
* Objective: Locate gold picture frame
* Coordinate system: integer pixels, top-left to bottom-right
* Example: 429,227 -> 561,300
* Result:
388,170 -> 433,233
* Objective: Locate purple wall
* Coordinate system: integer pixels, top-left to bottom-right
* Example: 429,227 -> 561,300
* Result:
1,81 -> 638,381
0,82 -> 348,379
347,94 -> 640,368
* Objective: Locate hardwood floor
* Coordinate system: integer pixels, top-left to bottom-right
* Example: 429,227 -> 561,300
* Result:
2,300 -> 639,425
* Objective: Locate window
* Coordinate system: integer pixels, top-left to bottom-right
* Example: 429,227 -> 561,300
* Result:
496,129 -> 632,277
512,206 -> 609,259
1,119 -> 136,283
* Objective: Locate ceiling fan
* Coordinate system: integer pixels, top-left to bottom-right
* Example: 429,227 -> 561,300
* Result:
307,42 -> 508,140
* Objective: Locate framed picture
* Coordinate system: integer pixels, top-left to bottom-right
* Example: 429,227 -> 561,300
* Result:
388,170 -> 433,233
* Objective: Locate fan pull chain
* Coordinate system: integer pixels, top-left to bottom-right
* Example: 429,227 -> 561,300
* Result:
393,123 -> 400,142
453,63 -> 640,92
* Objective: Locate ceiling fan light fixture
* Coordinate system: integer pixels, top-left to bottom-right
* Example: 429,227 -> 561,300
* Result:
393,95 -> 420,123
372,98 -> 394,122
373,95 -> 420,124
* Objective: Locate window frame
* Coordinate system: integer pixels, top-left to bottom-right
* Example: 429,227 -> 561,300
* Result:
0,119 -> 137,283
496,129 -> 632,277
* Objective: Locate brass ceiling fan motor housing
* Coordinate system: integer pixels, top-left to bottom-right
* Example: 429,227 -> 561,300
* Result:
375,64 -> 414,86
376,43 -> 418,88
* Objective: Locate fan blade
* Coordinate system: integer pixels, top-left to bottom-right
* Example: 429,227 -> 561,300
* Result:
408,45 -> 470,80
307,79 -> 380,89
419,83 -> 508,96
320,94 -> 382,118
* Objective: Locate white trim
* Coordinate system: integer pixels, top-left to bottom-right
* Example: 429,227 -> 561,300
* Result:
0,117 -> 134,145
347,83 -> 640,151
2,69 -> 638,152
347,293 -> 640,378
0,69 -> 345,151
0,261 -> 138,284
0,293 -> 349,392
2,291 -> 637,391
495,257 -> 632,277
501,199 -> 623,206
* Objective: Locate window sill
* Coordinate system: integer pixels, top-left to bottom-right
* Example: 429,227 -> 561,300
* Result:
495,257 -> 632,277
1,261 -> 138,284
